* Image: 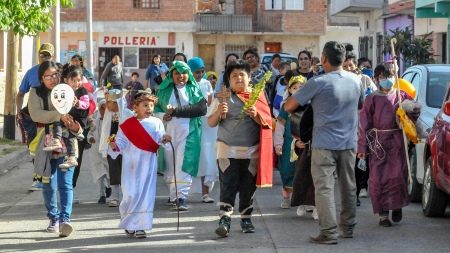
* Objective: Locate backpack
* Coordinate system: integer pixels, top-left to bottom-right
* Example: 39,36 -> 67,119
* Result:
17,106 -> 37,146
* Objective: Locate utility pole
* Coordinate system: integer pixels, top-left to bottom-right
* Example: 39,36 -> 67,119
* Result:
51,0 -> 61,62
86,0 -> 94,74
3,29 -> 19,139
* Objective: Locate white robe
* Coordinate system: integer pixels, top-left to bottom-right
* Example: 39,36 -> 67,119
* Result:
115,116 -> 165,231
155,86 -> 192,200
87,115 -> 109,183
190,79 -> 218,194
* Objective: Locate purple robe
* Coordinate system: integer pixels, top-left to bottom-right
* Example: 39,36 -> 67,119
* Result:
358,89 -> 419,214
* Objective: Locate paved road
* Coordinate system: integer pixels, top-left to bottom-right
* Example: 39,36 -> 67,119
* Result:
0,152 -> 450,253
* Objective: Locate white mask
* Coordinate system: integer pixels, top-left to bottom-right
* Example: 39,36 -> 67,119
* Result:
51,83 -> 75,114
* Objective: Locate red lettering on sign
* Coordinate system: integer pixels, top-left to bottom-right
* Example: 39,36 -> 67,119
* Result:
111,36 -> 117,45
133,37 -> 138,45
118,37 -> 124,45
140,37 -> 145,45
151,37 -> 156,45
104,36 -> 110,45
125,37 -> 131,45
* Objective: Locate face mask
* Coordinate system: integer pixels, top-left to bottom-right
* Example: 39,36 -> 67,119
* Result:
379,78 -> 395,89
362,68 -> 373,77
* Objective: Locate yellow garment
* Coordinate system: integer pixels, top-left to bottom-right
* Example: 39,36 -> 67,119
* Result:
29,128 -> 45,157
290,139 -> 298,162
397,107 -> 420,144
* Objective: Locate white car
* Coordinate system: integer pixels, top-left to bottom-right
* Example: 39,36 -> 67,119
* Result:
401,64 -> 450,202
260,52 -> 299,66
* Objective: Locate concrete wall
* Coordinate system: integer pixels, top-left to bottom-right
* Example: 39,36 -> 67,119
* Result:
319,26 -> 360,57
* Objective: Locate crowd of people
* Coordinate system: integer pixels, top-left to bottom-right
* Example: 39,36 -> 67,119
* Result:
16,41 -> 419,244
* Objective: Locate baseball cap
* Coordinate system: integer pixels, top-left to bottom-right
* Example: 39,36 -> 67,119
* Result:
39,43 -> 54,56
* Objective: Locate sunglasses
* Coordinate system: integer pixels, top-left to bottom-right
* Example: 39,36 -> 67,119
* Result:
40,53 -> 52,59
43,73 -> 60,80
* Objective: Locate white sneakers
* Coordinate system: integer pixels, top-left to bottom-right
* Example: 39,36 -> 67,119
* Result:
312,208 -> 319,220
281,197 -> 290,209
297,205 -> 306,217
297,205 -> 319,220
359,188 -> 368,198
202,194 -> 214,203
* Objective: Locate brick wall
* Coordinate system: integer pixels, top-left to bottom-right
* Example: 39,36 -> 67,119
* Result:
62,0 -> 196,22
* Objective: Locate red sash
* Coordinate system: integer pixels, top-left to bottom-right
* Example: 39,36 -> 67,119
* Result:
120,117 -> 159,153
236,92 -> 273,187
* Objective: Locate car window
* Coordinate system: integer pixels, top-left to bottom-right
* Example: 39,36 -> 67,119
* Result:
409,73 -> 421,100
262,56 -> 299,65
401,72 -> 414,82
427,72 -> 450,108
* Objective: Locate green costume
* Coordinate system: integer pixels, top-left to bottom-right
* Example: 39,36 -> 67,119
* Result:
155,61 -> 204,177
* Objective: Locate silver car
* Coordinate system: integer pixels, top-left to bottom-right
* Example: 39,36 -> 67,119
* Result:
401,64 -> 450,202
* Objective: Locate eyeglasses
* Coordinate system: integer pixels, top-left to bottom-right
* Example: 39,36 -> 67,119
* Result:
299,57 -> 310,61
43,73 -> 60,80
39,53 -> 52,59
245,55 -> 256,60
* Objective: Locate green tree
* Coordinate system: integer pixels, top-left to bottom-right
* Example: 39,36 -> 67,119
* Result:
383,27 -> 435,67
0,0 -> 73,139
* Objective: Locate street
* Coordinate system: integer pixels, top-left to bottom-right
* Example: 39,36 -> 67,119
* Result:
0,152 -> 450,253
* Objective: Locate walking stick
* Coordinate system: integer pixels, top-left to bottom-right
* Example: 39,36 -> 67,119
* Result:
169,141 -> 180,232
390,38 -> 413,184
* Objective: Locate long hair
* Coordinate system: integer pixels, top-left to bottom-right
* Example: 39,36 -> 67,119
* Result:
61,63 -> 83,81
36,61 -> 59,99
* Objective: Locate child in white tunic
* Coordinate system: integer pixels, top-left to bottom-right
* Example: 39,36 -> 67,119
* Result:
109,92 -> 171,239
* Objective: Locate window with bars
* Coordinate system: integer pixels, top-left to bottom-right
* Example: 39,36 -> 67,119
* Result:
225,45 -> 252,59
133,0 -> 160,9
138,48 -> 176,69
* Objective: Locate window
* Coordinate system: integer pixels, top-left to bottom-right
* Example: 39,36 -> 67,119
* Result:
265,0 -> 303,10
124,47 -> 138,68
133,0 -> 160,9
225,45 -> 252,59
138,48 -> 175,69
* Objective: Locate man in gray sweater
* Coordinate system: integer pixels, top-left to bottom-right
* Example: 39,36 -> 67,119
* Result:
101,55 -> 123,89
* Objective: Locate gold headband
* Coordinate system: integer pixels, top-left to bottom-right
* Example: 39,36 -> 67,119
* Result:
289,75 -> 307,87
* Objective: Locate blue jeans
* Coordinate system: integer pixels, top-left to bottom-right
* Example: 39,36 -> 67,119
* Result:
42,156 -> 74,222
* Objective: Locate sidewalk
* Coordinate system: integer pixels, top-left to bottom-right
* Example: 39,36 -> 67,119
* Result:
0,115 -> 30,175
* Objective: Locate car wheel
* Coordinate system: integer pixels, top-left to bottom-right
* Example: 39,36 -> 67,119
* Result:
422,157 -> 448,217
408,147 -> 422,203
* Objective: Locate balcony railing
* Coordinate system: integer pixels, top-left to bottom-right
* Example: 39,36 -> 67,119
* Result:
196,14 -> 252,32
196,13 -> 283,33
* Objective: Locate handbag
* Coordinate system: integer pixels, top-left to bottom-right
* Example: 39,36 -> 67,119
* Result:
289,104 -> 313,143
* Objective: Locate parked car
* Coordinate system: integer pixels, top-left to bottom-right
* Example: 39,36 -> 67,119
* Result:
260,52 -> 299,66
401,65 -> 450,202
422,84 -> 450,217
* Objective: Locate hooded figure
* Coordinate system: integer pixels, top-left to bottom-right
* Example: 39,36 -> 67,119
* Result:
154,60 -> 207,210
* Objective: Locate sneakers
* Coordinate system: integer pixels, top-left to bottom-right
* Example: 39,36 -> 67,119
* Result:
177,198 -> 188,211
312,208 -> 319,220
125,230 -> 135,237
379,218 -> 392,227
392,209 -> 402,222
357,198 -> 361,206
59,156 -> 78,169
73,192 -> 80,204
59,221 -> 73,237
297,205 -> 306,217
47,218 -> 59,233
98,196 -> 106,204
281,197 -> 290,209
305,205 -> 314,212
359,188 -> 368,198
135,230 -> 147,239
167,198 -> 177,206
240,219 -> 255,233
310,234 -> 338,245
28,181 -> 43,191
215,216 -> 231,237
43,138 -> 62,151
105,187 -> 112,198
202,194 -> 214,203
108,199 -> 119,207
341,230 -> 354,238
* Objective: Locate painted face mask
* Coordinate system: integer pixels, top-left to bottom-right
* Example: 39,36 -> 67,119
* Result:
51,83 -> 75,114
379,78 -> 395,89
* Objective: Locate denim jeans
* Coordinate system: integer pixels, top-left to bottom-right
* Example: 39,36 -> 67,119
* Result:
42,156 -> 74,222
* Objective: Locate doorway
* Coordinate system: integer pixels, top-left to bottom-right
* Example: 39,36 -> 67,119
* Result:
98,47 -> 122,85
198,44 -> 215,72
264,42 -> 281,53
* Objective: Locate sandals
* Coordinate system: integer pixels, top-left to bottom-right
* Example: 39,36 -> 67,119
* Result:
135,230 -> 147,239
125,230 -> 135,237
108,199 -> 119,207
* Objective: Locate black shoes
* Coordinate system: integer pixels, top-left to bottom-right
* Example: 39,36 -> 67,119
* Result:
240,219 -> 255,233
98,196 -> 106,204
392,209 -> 402,222
215,216 -> 231,237
379,218 -> 392,227
356,198 -> 361,206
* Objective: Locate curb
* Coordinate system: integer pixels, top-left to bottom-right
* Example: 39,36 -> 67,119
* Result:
0,147 -> 31,176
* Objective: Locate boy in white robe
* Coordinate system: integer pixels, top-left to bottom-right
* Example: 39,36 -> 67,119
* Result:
109,92 -> 171,239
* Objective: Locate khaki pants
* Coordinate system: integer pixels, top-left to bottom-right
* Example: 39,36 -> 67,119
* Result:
311,148 -> 357,238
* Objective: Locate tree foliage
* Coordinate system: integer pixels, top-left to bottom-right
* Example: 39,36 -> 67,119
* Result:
383,27 -> 435,65
0,0 -> 73,36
